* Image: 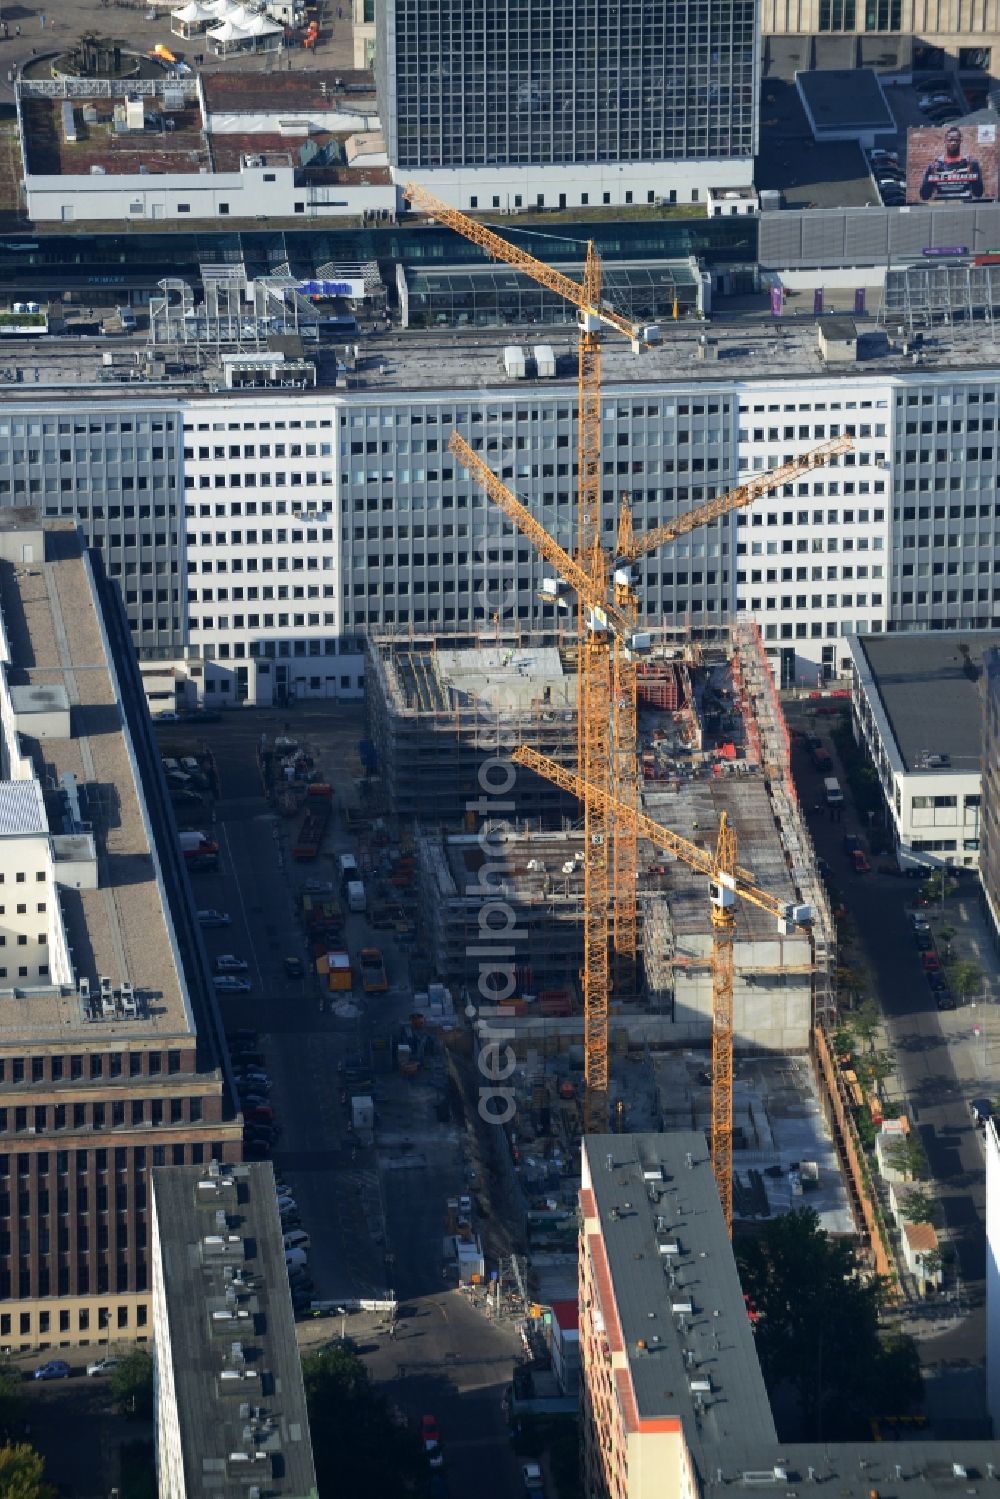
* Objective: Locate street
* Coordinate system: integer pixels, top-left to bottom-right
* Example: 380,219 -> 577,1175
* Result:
785,699 -> 992,1436
159,705 -> 524,1498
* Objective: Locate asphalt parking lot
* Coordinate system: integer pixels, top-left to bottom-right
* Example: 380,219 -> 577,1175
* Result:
157,705 -> 525,1499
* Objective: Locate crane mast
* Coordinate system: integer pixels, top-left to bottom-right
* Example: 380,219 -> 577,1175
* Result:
405,183 -> 844,1156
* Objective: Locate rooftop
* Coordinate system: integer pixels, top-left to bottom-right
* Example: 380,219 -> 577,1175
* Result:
582,1132 -> 778,1451
10,299 -> 1000,395
151,1161 -> 317,1499
200,68 -> 376,114
21,98 -> 210,179
854,628 -> 1000,774
0,520 -> 192,1041
643,774 -> 807,943
797,67 -> 895,137
379,644 -> 576,718
585,1133 -> 1000,1494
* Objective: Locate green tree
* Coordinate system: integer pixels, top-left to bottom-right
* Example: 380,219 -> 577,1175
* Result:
303,1344 -> 429,1498
736,1209 -> 921,1439
0,1442 -> 56,1499
901,1186 -> 939,1225
111,1349 -> 154,1420
948,960 -> 983,1000
0,1361 -> 24,1439
850,999 -> 881,1053
883,1134 -> 927,1181
855,1049 -> 895,1091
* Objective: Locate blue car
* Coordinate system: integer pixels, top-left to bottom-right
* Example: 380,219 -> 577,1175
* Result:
34,1360 -> 71,1380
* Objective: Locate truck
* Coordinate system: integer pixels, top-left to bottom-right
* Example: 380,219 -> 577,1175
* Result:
824,776 -> 844,807
292,783 -> 333,861
359,947 -> 388,993
179,830 -> 219,866
324,951 -> 353,991
338,852 -> 359,889
346,880 -> 367,913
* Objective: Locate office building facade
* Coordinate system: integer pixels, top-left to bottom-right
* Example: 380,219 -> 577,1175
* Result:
3,363 -> 1000,706
0,516 -> 239,1351
375,0 -> 760,207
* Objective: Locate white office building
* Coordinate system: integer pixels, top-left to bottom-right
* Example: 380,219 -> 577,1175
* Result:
4,323 -> 1000,705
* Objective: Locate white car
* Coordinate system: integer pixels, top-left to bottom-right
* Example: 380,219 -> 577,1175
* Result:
197,909 -> 231,927
215,954 -> 249,973
213,975 -> 252,994
86,1355 -> 122,1377
283,1230 -> 311,1253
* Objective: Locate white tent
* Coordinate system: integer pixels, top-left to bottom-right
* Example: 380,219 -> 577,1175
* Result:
170,0 -> 216,35
206,16 -> 250,41
241,11 -> 283,32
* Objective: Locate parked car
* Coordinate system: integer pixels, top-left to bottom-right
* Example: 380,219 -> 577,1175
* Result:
235,1068 -> 270,1087
285,1247 -> 309,1270
284,956 -> 305,978
928,971 -> 949,993
153,709 -> 180,722
851,849 -> 871,874
197,909 -> 231,927
86,1356 -> 122,1377
214,975 -> 252,994
215,954 -> 249,973
245,1105 -> 275,1124
921,950 -> 942,972
421,1415 -> 444,1469
915,930 -> 933,950
34,1360 -> 71,1381
284,1230 -> 311,1253
919,91 -> 953,108
843,833 -> 862,855
936,991 -> 956,1011
971,1097 -> 994,1127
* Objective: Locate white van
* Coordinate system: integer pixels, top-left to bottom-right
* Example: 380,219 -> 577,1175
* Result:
346,880 -> 366,913
338,853 -> 359,890
824,777 -> 844,806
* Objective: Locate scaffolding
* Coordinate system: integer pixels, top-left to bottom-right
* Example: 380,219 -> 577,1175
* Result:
732,617 -> 837,1030
879,261 -> 1000,335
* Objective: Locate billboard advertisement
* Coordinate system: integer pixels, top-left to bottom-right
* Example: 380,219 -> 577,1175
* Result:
906,122 -> 998,203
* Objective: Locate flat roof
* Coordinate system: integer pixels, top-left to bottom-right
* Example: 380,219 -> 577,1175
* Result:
11,301 -> 1000,395
583,1133 -> 778,1452
0,522 -> 192,1040
201,68 -> 376,114
208,131 -> 392,184
151,1161 -> 317,1499
21,98 -> 210,179
643,774 -> 806,944
586,1133 -> 1000,1493
855,629 -> 1000,774
756,75 -> 879,209
797,68 -> 895,135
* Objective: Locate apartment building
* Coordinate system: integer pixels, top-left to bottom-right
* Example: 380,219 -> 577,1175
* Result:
374,0 -> 760,207
0,514 -> 239,1351
151,1161 -> 316,1499
581,1133 -> 1000,1497
6,331 -> 1000,704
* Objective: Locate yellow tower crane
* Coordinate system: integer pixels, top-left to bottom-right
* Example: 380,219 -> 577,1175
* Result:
511,746 -> 813,1232
404,183 -> 850,1137
451,433 -> 846,1149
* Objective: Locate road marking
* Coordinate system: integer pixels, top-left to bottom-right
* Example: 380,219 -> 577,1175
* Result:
220,821 -> 265,992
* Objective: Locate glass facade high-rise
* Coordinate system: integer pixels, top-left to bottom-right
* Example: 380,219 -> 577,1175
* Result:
376,0 -> 759,168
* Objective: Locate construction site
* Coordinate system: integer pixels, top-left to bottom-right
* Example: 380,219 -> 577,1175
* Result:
355,182 -> 890,1275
